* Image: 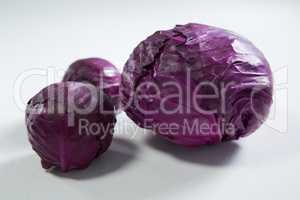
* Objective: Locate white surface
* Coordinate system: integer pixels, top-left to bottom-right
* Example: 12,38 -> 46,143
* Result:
0,0 -> 299,199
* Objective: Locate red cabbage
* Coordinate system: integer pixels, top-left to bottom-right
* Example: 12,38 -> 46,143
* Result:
121,23 -> 273,146
26,82 -> 116,171
63,58 -> 121,108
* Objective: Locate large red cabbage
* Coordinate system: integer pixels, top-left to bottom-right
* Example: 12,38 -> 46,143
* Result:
63,58 -> 121,108
26,82 -> 116,172
121,23 -> 273,146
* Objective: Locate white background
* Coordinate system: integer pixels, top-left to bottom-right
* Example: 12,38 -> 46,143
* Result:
0,0 -> 298,199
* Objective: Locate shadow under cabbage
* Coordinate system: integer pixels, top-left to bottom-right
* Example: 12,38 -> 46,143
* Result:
145,133 -> 240,166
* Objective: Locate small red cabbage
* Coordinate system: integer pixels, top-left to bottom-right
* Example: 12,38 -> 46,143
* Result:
63,58 -> 121,108
26,82 -> 116,172
121,23 -> 273,146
